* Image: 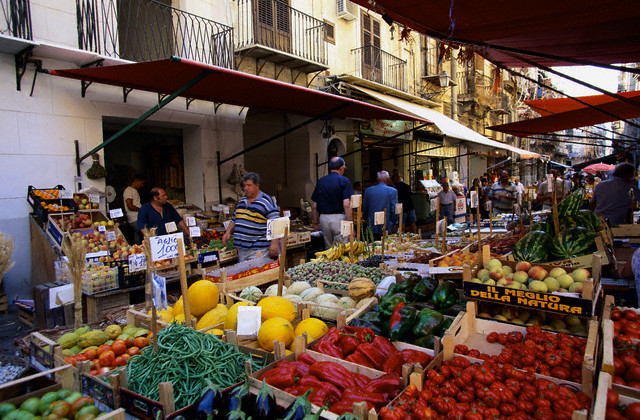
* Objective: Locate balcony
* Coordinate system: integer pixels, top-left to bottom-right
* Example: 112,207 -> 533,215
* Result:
350,45 -> 406,92
76,0 -> 233,68
235,0 -> 327,73
0,0 -> 32,40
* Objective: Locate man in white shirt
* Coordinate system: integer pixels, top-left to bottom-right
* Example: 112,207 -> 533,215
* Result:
123,174 -> 146,244
513,177 -> 526,201
437,179 -> 458,224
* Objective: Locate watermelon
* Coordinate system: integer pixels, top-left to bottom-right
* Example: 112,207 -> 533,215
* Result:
557,189 -> 584,218
559,215 -> 582,230
550,227 -> 598,259
513,230 -> 552,263
529,222 -> 552,235
578,210 -> 601,231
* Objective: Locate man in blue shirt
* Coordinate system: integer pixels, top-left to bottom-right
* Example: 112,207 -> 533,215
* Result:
363,171 -> 398,239
222,172 -> 280,261
137,187 -> 190,239
591,162 -> 640,224
311,157 -> 353,249
488,171 -> 517,215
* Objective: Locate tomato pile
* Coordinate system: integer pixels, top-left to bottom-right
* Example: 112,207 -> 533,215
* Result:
612,307 -> 640,343
483,236 -> 519,255
381,356 -> 591,420
454,325 -> 587,383
63,335 -> 150,375
604,388 -> 640,419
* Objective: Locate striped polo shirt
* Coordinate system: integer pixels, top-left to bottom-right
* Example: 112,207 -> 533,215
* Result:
232,191 -> 279,250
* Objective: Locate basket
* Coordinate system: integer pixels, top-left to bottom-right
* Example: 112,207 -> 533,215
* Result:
0,354 -> 29,385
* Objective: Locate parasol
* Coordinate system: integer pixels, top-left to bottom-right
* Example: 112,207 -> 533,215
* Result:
582,163 -> 616,174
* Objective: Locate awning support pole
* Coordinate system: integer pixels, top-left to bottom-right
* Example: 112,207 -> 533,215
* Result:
76,69 -> 213,165
217,151 -> 222,203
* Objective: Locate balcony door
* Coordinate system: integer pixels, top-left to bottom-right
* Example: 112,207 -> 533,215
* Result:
361,13 -> 381,82
254,0 -> 292,53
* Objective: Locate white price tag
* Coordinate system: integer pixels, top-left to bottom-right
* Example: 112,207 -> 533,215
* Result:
186,217 -> 196,227
395,203 -> 403,215
350,194 -> 362,208
430,198 -> 439,211
97,225 -> 106,233
436,219 -> 447,234
85,250 -> 109,260
60,190 -> 74,199
266,217 -> 290,240
283,210 -> 291,218
237,306 -> 262,336
105,231 -> 116,242
189,227 -> 201,237
109,208 -> 124,218
89,193 -> 100,203
340,221 -> 353,237
374,211 -> 385,226
223,220 -> 231,230
211,204 -> 220,212
165,221 -> 177,233
220,205 -> 230,215
128,253 -> 147,272
152,273 -> 168,311
149,233 -> 186,262
455,197 -> 467,215
514,204 -> 521,216
546,174 -> 554,193
470,191 -> 478,208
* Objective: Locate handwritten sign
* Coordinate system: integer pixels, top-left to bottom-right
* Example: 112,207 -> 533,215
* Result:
189,227 -> 201,237
197,250 -> 219,264
374,211 -> 385,226
395,203 -> 403,215
435,219 -> 446,235
105,231 -> 116,242
340,221 -> 353,237
152,273 -> 168,310
60,190 -> 74,199
186,217 -> 196,227
350,194 -> 362,208
237,306 -> 261,336
89,193 -> 100,203
223,220 -> 231,230
221,205 -> 230,214
470,191 -> 478,208
97,225 -> 106,233
266,217 -> 290,240
165,221 -> 177,233
86,250 -> 109,261
430,198 -> 439,211
546,174 -> 554,193
128,254 -> 147,272
109,208 -> 124,218
149,233 -> 186,262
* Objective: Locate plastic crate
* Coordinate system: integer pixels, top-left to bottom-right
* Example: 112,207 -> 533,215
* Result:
27,185 -> 78,221
81,263 -> 119,295
54,260 -> 72,284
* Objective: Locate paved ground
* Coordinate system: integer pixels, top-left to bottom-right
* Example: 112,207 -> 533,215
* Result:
0,309 -> 33,357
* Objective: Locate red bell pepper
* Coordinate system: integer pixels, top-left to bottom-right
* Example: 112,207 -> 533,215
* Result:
319,326 -> 341,344
299,376 -> 342,403
382,351 -> 404,376
389,302 -> 405,329
342,387 -> 388,408
284,384 -> 311,396
355,342 -> 386,370
309,361 -> 357,390
297,353 -> 317,366
259,365 -> 297,389
364,374 -> 401,395
338,333 -> 359,357
278,360 -> 311,377
329,398 -> 374,415
401,349 -> 434,368
372,335 -> 398,357
313,340 -> 344,359
309,388 -> 340,407
351,372 -> 372,388
344,325 -> 376,343
346,351 -> 376,369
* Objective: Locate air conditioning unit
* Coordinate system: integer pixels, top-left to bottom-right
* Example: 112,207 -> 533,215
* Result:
337,0 -> 357,21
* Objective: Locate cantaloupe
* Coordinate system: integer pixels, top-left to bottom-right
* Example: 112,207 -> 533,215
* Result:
336,296 -> 357,309
264,284 -> 287,297
300,287 -> 323,302
315,293 -> 338,305
288,281 -> 311,295
239,286 -> 263,302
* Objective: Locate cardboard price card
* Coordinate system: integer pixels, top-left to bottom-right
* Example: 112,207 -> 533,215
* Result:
395,203 -> 403,215
189,226 -> 201,238
547,174 -> 554,193
430,198 -> 439,211
149,233 -> 185,262
128,253 -> 147,272
374,211 -> 385,226
197,250 -> 219,264
470,191 -> 478,208
435,219 -> 446,235
60,190 -> 74,199
109,208 -> 124,218
350,194 -> 362,208
186,216 -> 196,227
266,216 -> 290,240
340,220 -> 353,237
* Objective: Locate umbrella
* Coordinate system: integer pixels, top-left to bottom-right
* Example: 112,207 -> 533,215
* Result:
582,163 -> 616,174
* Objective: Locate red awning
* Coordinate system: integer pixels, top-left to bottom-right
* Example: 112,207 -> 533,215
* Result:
349,0 -> 640,67
488,91 -> 640,136
48,58 -> 427,123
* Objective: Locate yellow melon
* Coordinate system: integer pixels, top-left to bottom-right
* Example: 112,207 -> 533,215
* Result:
288,334 -> 314,352
187,280 -> 220,317
206,329 -> 224,336
224,302 -> 251,331
257,296 -> 296,322
196,304 -> 228,330
173,313 -> 185,323
258,317 -> 294,351
173,297 -> 184,317
294,318 -> 328,340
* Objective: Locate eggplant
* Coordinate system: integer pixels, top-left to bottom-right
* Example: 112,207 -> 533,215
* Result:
250,379 -> 279,420
281,389 -> 313,420
227,381 -> 250,414
336,413 -> 359,420
227,407 -> 250,420
189,381 -> 224,420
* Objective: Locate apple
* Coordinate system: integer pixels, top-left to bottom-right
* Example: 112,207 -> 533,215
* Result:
502,307 -> 519,320
487,259 -> 502,271
543,277 -> 560,292
81,198 -> 88,205
529,280 -> 548,293
515,261 -> 532,272
548,267 -> 567,278
470,278 -> 482,283
571,268 -> 590,282
557,273 -> 574,289
513,271 -> 528,284
490,268 -> 504,280
496,278 -> 510,287
484,279 -> 496,286
528,266 -> 548,281
476,269 -> 490,281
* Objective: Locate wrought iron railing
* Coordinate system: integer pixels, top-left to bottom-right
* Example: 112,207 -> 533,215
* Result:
0,0 -> 32,40
236,0 -> 327,67
76,0 -> 233,68
351,45 -> 406,91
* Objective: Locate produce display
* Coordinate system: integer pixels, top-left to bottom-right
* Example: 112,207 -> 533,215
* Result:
482,234 -> 520,255
258,352 -> 402,415
80,263 -> 118,294
312,241 -> 368,262
286,261 -> 390,290
0,390 -> 108,420
383,357 -> 591,419
192,229 -> 234,252
604,388 -> 640,419
434,250 -> 480,267
126,322 -> 267,410
405,251 -> 441,264
611,307 -> 640,343
470,258 -> 590,294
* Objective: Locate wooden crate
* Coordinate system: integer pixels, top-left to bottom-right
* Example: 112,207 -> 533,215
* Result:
85,289 -> 130,324
593,372 -> 640,420
17,305 -> 35,329
442,301 -> 598,397
0,364 -> 75,404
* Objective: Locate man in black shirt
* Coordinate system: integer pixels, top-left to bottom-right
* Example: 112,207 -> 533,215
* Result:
392,175 -> 417,234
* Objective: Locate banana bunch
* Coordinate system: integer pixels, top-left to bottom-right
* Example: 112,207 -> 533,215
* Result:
312,241 -> 368,262
344,240 -> 366,256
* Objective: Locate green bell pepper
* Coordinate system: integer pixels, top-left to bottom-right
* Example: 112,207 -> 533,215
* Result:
434,317 -> 455,336
379,293 -> 406,319
389,302 -> 417,341
386,282 -> 404,295
411,276 -> 439,301
431,280 -> 458,310
359,310 -> 382,325
413,334 -> 436,349
412,308 -> 444,336
400,273 -> 422,295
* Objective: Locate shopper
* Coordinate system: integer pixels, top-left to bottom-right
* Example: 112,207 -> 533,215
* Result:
363,171 -> 398,239
488,171 -> 517,215
311,156 -> 353,249
591,162 -> 640,224
137,187 -> 190,240
437,179 -> 458,224
392,174 -> 417,234
513,177 -> 525,201
123,173 -> 146,244
470,178 -> 485,222
222,172 -> 280,262
353,181 -> 363,195
535,169 -> 568,209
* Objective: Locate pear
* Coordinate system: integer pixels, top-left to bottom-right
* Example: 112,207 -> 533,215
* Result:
550,319 -> 567,331
543,277 -> 560,293
548,267 -> 567,278
493,314 -> 508,322
529,280 -> 548,293
568,282 -> 583,293
502,266 -> 514,277
517,310 -> 531,323
470,278 -> 483,283
557,274 -> 574,289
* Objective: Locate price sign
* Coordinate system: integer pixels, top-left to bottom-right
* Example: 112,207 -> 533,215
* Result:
186,217 -> 196,227
470,191 -> 478,208
89,193 -> 100,203
340,221 -> 353,237
211,204 -> 220,212
266,217 -> 290,240
60,190 -> 74,199
128,254 -> 147,272
374,211 -> 385,226
546,174 -> 554,193
237,306 -> 262,336
350,194 -> 362,208
436,219 -> 446,234
164,221 -> 177,233
430,198 -> 439,211
223,220 -> 231,230
197,250 -> 219,264
97,225 -> 106,233
189,227 -> 201,237
109,208 -> 124,218
149,233 -> 186,262
455,197 -> 467,214
283,210 -> 291,218
152,273 -> 168,310
86,250 -> 109,261
221,205 -> 230,214
395,203 -> 403,215
105,231 -> 116,242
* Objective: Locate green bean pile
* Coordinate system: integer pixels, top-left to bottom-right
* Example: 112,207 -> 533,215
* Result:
126,322 -> 267,410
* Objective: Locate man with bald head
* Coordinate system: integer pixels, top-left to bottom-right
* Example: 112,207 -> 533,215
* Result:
363,171 -> 398,239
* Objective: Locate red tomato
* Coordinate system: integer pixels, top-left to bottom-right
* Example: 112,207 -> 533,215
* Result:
613,375 -> 627,385
97,344 -> 111,356
83,348 -> 97,360
134,336 -> 150,348
623,322 -> 640,336
611,307 -> 623,321
624,310 -> 640,322
625,402 -> 640,420
122,353 -> 131,361
112,355 -> 127,366
96,367 -> 110,375
126,346 -> 140,356
125,336 -> 135,348
606,408 -> 625,420
111,340 -> 127,356
621,354 -> 639,368
64,356 -> 76,366
614,357 -> 626,376
626,365 -> 640,383
98,350 -> 115,367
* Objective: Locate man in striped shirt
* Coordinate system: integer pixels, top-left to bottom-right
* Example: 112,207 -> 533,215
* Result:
222,172 -> 280,262
488,170 -> 517,215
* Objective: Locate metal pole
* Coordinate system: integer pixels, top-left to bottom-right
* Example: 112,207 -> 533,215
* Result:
217,151 -> 222,204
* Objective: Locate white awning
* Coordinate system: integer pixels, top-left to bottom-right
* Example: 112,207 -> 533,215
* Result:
349,85 -> 540,159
